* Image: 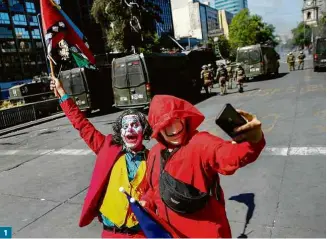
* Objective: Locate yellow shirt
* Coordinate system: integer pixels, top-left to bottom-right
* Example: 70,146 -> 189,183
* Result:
99,154 -> 146,227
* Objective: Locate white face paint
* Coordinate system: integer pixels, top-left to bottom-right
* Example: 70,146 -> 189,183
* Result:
121,114 -> 143,150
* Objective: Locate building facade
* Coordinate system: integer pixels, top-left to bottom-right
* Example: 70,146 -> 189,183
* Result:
171,0 -> 220,42
0,0 -> 47,92
218,9 -> 233,39
149,0 -> 174,36
302,0 -> 326,26
214,0 -> 247,15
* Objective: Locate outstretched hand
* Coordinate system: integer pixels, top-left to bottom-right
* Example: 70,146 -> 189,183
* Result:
232,110 -> 263,144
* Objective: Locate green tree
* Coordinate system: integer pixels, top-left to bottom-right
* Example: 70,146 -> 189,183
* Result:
291,22 -> 312,48
229,9 -> 278,51
91,0 -> 162,52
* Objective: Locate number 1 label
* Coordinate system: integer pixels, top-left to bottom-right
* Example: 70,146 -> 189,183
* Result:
0,227 -> 11,238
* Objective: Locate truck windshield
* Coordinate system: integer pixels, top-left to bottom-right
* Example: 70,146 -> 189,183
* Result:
237,48 -> 261,64
112,62 -> 128,88
61,74 -> 85,95
127,61 -> 145,87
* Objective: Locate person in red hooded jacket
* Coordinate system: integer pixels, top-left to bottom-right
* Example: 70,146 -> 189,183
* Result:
140,95 -> 266,238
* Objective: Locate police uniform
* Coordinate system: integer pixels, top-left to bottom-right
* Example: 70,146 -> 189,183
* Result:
235,65 -> 246,93
297,52 -> 306,70
201,67 -> 213,95
287,53 -> 295,71
215,65 -> 228,95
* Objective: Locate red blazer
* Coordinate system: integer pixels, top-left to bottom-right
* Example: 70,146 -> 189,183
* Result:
60,99 -> 123,227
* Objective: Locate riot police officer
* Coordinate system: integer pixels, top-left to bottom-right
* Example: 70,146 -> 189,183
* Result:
235,63 -> 246,93
297,51 -> 306,70
200,65 -> 213,95
215,63 -> 228,95
287,52 -> 295,71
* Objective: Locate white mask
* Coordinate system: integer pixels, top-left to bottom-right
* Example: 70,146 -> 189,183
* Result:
120,114 -> 143,149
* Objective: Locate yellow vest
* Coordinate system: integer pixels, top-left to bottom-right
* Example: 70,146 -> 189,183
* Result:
99,154 -> 146,228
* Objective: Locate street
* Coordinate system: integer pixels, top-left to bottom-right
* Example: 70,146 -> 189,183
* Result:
0,61 -> 325,238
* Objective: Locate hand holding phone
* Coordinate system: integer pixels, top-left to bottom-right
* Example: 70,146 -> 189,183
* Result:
215,104 -> 263,143
215,104 -> 247,138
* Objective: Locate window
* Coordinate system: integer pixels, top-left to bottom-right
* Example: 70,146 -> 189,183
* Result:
35,41 -> 42,48
12,14 -> 27,25
18,40 -> 31,52
31,28 -> 40,39
9,0 -> 24,12
0,40 -> 16,52
0,0 -> 8,11
0,26 -> 14,38
307,11 -> 311,20
25,1 -> 36,13
27,15 -> 38,26
15,27 -> 30,39
0,12 -> 10,24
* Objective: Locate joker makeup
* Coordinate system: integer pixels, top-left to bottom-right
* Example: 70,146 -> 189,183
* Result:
121,114 -> 143,149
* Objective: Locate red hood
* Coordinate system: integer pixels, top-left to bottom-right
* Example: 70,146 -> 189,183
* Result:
148,95 -> 205,139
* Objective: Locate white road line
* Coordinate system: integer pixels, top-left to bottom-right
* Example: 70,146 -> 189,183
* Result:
289,147 -> 326,156
262,147 -> 288,156
0,147 -> 325,156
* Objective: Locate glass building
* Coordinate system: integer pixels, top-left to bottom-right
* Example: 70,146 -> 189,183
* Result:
149,0 -> 174,37
0,0 -> 47,91
214,0 -> 248,15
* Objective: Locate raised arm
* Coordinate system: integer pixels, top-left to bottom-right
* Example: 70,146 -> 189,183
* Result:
51,77 -> 105,154
202,110 -> 266,175
201,132 -> 265,175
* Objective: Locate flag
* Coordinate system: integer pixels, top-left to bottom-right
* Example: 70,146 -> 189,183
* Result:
40,0 -> 95,64
71,52 -> 96,69
122,190 -> 180,238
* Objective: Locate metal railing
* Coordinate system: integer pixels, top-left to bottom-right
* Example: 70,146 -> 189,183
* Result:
0,98 -> 60,130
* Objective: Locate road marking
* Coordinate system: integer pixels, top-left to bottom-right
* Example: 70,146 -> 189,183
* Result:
0,147 -> 325,156
289,147 -> 326,156
261,113 -> 280,133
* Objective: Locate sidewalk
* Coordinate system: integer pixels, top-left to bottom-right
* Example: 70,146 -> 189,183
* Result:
0,112 -> 65,137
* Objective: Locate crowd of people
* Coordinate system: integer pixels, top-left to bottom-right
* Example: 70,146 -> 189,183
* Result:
50,76 -> 266,238
200,62 -> 246,96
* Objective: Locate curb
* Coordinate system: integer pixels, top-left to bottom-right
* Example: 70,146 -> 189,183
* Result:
0,112 -> 65,137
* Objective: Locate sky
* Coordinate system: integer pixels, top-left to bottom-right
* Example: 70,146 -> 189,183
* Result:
206,0 -> 304,41
248,0 -> 303,40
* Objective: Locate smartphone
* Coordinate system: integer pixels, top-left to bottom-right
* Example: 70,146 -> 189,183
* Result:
215,103 -> 247,138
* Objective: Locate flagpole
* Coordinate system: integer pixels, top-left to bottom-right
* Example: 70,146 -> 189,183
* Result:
37,13 -> 58,97
37,13 -> 50,74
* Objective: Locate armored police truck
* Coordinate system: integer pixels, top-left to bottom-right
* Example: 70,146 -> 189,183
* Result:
236,44 -> 280,80
111,52 -> 210,109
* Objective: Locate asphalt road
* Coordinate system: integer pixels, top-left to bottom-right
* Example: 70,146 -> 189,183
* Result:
0,61 -> 325,238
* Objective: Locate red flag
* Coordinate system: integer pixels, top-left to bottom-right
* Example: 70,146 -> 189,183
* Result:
40,0 -> 95,64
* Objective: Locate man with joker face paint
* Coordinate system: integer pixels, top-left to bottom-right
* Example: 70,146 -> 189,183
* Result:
141,95 -> 266,238
50,77 -> 152,238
